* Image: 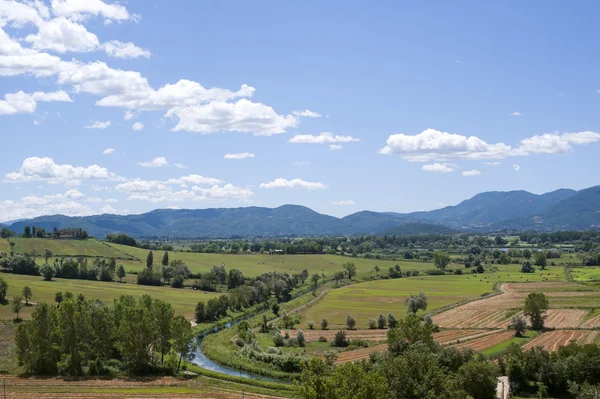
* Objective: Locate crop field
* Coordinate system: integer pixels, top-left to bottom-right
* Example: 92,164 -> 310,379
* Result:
522,330 -> 599,352
571,266 -> 600,282
9,238 -> 135,258
452,330 -> 516,352
299,265 -> 566,330
0,272 -> 220,320
284,328 -> 388,343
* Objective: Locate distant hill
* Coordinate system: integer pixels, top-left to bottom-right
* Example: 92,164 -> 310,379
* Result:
402,189 -> 577,229
8,185 -> 600,237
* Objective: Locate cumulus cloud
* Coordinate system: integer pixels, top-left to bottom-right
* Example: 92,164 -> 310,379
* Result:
379,128 -> 600,162
0,190 -> 93,222
124,110 -> 135,120
173,163 -> 187,169
0,90 -> 71,115
462,170 -> 481,177
166,174 -> 222,186
510,112 -> 522,116
289,132 -> 359,144
132,122 -> 144,131
138,157 -> 168,168
422,163 -> 454,173
4,157 -> 124,186
100,204 -> 117,214
293,161 -> 311,167
259,178 -> 326,190
484,161 -> 501,166
329,144 -> 342,151
50,0 -> 132,22
291,109 -> 322,118
85,120 -> 111,129
513,164 -> 521,171
224,152 -> 255,160
167,99 -> 297,136
24,17 -> 99,53
100,40 -> 150,59
333,200 -> 355,205
116,179 -> 252,203
102,148 -> 115,155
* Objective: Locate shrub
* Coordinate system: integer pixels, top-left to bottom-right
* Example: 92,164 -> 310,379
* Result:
171,274 -> 185,288
346,315 -> 356,330
476,265 -> 485,274
368,317 -> 377,329
40,264 -> 55,281
388,313 -> 398,329
425,269 -> 445,276
297,329 -> 305,347
349,339 -> 368,348
273,333 -> 284,347
521,261 -> 535,273
331,330 -> 349,348
321,318 -> 328,330
377,313 -> 386,329
308,320 -> 315,330
454,268 -> 463,275
318,336 -> 328,343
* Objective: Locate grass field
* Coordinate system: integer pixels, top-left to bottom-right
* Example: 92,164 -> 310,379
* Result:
0,272 -> 220,320
482,330 -> 538,355
8,238 -> 136,258
300,264 -> 566,329
572,266 -> 600,282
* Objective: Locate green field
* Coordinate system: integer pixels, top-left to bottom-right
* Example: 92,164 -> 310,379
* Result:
482,330 -> 538,355
8,238 -> 137,258
0,272 -> 220,320
572,266 -> 600,282
300,264 -> 566,329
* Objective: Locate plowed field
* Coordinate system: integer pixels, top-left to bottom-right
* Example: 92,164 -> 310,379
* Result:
522,330 -> 599,352
452,330 -> 515,351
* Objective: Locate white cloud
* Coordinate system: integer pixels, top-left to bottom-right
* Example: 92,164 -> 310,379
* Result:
0,90 -> 71,115
519,131 -> 600,154
85,120 -> 111,129
289,132 -> 359,144
510,112 -> 522,116
50,0 -> 131,22
379,128 -> 516,162
4,157 -> 124,185
167,99 -> 297,135
173,163 -> 187,169
224,152 -> 255,160
291,109 -> 322,118
260,178 -> 326,190
138,156 -> 168,168
64,188 -> 84,199
132,121 -> 144,131
462,169 -> 481,177
329,144 -> 342,151
422,163 -> 454,173
484,161 -> 501,166
333,200 -> 355,205
380,129 -> 600,162
100,204 -> 116,214
166,174 -> 222,186
293,161 -> 311,167
124,110 -> 135,120
513,164 -> 521,172
102,148 -> 115,155
0,190 -> 93,222
101,40 -> 151,59
86,197 -> 117,203
116,179 -> 252,203
24,17 -> 99,53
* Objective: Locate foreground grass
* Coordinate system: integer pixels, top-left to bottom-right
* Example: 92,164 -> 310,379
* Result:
482,330 -> 538,356
301,264 -> 566,329
0,272 -> 221,320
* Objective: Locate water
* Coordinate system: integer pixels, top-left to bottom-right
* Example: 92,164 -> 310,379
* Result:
190,338 -> 286,384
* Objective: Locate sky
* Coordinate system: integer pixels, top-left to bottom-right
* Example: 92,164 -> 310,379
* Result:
1,0 -> 600,222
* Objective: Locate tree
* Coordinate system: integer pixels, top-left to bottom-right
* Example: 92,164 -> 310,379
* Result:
54,292 -> 63,304
332,330 -> 348,347
117,264 -> 126,282
458,361 -> 499,399
195,301 -> 206,323
0,277 -> 8,303
227,269 -> 244,289
369,318 -> 377,329
271,302 -> 280,316
40,264 -> 55,281
405,292 -> 428,314
388,313 -> 398,329
22,286 -> 32,305
524,292 -> 549,330
346,315 -> 356,330
311,273 -> 320,295
521,260 -> 535,273
433,251 -> 451,271
153,300 -> 174,363
0,227 -> 14,238
171,315 -> 196,373
297,329 -> 306,347
12,295 -> 24,320
343,262 -> 356,279
377,313 -> 387,329
23,226 -> 31,238
162,251 -> 169,266
44,248 -> 52,265
308,320 -> 315,330
511,315 -> 527,337
321,318 -> 328,330
146,251 -> 154,269
534,251 -> 547,270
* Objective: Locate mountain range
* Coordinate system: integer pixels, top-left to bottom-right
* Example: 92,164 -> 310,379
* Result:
5,185 -> 600,237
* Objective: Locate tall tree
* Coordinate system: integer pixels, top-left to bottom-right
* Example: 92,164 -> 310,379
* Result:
146,251 -> 154,269
23,226 -> 31,238
12,295 -> 24,320
22,286 -> 32,305
433,251 -> 451,271
44,248 -> 52,265
153,300 -> 174,364
343,262 -> 356,279
162,251 -> 169,266
171,315 -> 195,373
524,292 -> 549,330
117,264 -> 126,282
0,277 -> 8,303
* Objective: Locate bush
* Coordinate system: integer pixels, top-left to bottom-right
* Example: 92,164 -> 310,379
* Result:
308,320 -> 315,330
349,339 -> 369,348
476,265 -> 485,274
387,313 -> 398,329
521,261 -> 535,273
297,329 -> 305,347
331,330 -> 349,348
40,264 -> 55,281
377,313 -> 386,329
171,274 -> 185,288
368,317 -> 377,329
454,268 -> 463,275
346,315 -> 356,330
321,318 -> 328,330
273,333 -> 284,347
318,336 -> 328,343
136,268 -> 162,286
425,269 -> 445,276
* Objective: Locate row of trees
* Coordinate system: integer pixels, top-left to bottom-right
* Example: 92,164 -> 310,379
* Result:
15,295 -> 195,375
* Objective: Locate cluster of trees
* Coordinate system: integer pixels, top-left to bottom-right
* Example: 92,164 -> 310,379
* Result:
106,233 -> 137,247
0,253 -> 126,283
15,295 -> 195,375
21,226 -> 89,239
194,270 -> 309,323
137,251 -> 192,287
298,313 -> 499,399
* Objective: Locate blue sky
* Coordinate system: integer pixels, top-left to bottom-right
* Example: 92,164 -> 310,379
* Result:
1,0 -> 600,222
